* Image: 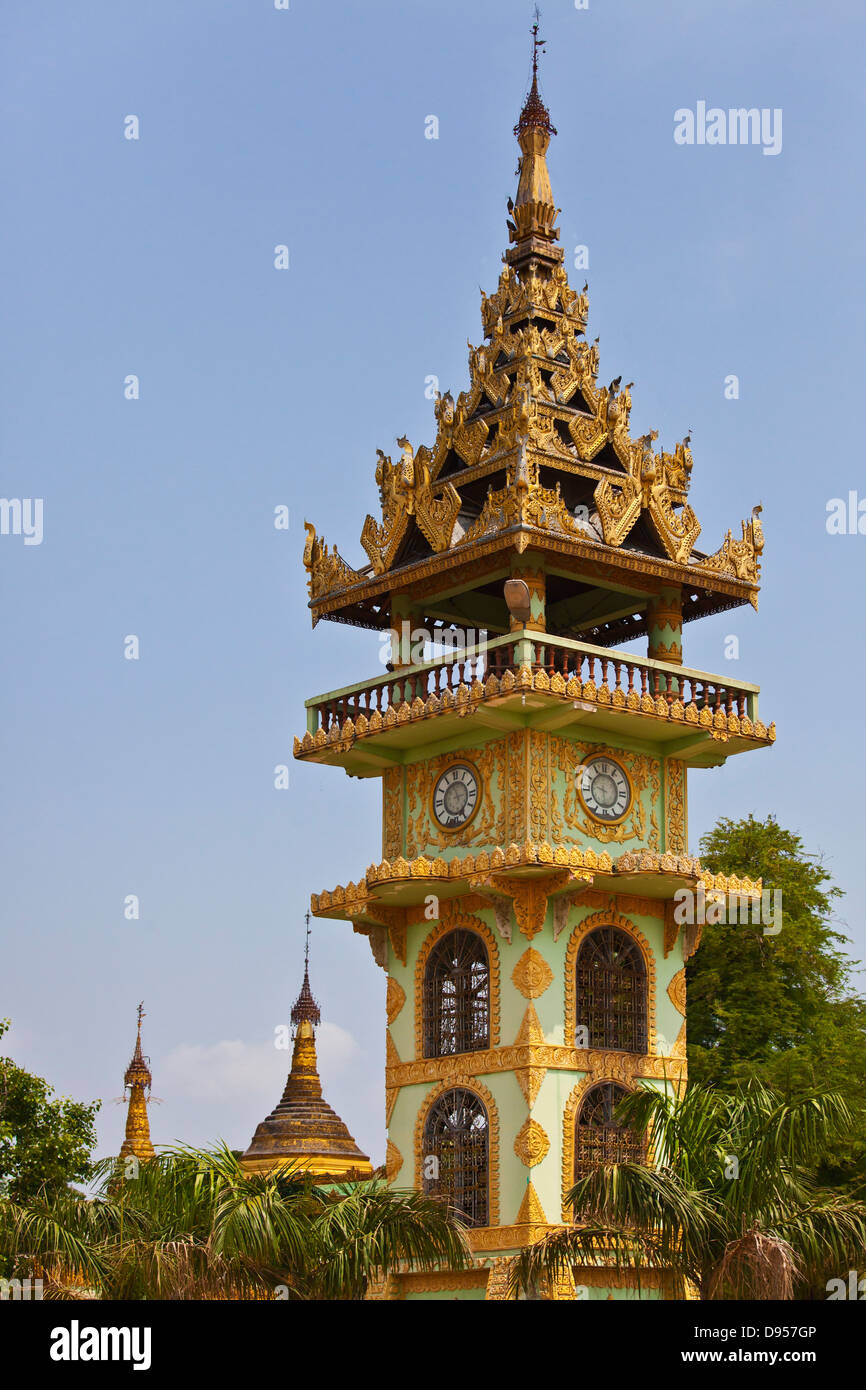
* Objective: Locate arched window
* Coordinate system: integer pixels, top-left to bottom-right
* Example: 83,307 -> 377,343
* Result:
574,1082 -> 646,1181
575,925 -> 647,1053
423,929 -> 490,1058
422,1087 -> 489,1227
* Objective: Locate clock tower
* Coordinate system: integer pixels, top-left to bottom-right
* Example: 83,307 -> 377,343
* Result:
295,42 -> 773,1300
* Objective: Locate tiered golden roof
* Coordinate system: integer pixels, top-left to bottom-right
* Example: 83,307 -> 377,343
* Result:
303,65 -> 763,648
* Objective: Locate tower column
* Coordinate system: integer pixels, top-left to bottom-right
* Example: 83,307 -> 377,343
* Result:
507,557 -> 546,633
647,586 -> 683,693
390,594 -> 422,669
506,555 -> 546,669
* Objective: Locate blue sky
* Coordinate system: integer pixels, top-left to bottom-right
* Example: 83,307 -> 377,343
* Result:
2,0 -> 864,1168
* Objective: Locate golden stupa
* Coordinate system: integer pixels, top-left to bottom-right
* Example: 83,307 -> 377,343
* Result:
119,1003 -> 155,1163
242,926 -> 374,1180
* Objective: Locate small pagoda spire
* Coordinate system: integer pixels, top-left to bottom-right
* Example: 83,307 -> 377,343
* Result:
241,917 -> 372,1178
119,1002 -> 155,1162
506,10 -> 563,277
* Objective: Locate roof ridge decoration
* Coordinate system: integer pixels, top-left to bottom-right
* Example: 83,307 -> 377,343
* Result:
302,57 -> 764,618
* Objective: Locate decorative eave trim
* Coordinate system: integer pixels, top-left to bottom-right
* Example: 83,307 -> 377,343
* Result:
311,852 -> 763,921
308,523 -> 760,621
386,1044 -> 686,1092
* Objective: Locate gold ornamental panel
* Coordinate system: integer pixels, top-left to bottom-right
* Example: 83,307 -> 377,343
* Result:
513,1117 -> 550,1168
386,976 -> 406,1025
511,947 -> 554,999
385,1140 -> 403,1182
552,737 -> 661,849
664,758 -> 687,855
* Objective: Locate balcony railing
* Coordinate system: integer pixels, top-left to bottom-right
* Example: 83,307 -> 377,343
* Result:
305,632 -> 759,736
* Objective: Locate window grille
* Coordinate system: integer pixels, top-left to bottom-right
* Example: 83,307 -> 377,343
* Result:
574,1081 -> 646,1181
423,1087 -> 489,1227
423,929 -> 490,1058
576,926 -> 647,1053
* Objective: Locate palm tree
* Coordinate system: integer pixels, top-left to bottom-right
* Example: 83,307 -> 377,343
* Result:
0,1143 -> 470,1300
510,1080 -> 866,1300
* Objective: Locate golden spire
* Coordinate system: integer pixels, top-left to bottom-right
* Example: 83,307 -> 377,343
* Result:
241,918 -> 373,1178
119,1002 -> 155,1162
507,11 -> 562,277
291,911 -> 321,1031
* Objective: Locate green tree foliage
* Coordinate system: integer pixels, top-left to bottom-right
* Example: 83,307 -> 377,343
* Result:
511,1081 -> 866,1300
686,815 -> 866,1187
0,1021 -> 100,1202
0,1143 -> 470,1300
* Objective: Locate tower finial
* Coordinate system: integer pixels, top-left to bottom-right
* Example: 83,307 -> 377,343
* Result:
531,6 -> 543,87
515,8 -> 556,141
507,10 -> 561,276
291,912 -> 321,1033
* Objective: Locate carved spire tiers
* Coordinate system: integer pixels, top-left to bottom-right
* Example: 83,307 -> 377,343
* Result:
291,963 -> 321,1031
242,923 -> 373,1179
119,1003 -> 155,1163
301,35 -> 764,657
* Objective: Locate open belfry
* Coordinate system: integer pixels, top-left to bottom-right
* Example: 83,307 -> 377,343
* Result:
296,32 -> 773,1299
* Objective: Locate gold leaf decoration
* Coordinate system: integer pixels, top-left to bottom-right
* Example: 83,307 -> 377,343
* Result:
514,1066 -> 547,1107
514,1180 -> 548,1225
386,976 -> 406,1025
385,1140 -> 403,1182
514,1118 -> 550,1168
667,968 -> 686,1017
511,947 -> 554,1000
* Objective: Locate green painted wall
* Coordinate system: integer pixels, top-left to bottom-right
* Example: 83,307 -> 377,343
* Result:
385,894 -> 686,1249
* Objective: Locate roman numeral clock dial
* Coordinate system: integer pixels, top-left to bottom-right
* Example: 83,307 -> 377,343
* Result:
431,762 -> 481,831
577,755 -> 632,824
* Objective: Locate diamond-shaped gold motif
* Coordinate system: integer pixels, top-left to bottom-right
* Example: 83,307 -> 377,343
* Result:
513,1117 -> 550,1168
511,947 -> 554,999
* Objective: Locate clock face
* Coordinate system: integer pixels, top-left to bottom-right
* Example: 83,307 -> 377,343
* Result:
577,755 -> 631,823
432,762 -> 480,831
